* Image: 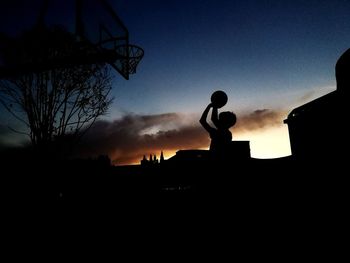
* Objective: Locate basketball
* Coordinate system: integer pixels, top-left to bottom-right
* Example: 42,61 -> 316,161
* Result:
211,90 -> 228,108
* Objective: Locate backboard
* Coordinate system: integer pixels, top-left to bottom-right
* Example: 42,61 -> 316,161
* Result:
78,0 -> 144,79
0,0 -> 143,80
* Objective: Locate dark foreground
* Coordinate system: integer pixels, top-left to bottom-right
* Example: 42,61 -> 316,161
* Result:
1,155 -> 347,255
1,156 -> 346,212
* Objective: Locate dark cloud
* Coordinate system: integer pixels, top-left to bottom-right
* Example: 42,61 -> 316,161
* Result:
298,91 -> 316,104
0,124 -> 29,151
235,109 -> 287,132
0,124 -> 11,149
76,109 -> 286,165
77,113 -> 209,165
0,124 -> 9,135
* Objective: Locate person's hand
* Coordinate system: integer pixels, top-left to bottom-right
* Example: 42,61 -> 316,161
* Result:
210,102 -> 219,109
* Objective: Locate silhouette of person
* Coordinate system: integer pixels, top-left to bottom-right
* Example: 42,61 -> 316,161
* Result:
200,103 -> 236,160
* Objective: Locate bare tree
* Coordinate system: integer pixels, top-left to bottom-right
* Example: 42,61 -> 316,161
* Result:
0,26 -> 113,150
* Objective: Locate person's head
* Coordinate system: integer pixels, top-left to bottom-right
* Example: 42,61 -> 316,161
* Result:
218,111 -> 236,129
336,48 -> 350,92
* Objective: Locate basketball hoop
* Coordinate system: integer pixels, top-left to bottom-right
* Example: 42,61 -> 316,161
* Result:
0,0 -> 144,80
115,44 -> 144,77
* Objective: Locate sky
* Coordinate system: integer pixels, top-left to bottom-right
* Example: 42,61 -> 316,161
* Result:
1,0 -> 350,164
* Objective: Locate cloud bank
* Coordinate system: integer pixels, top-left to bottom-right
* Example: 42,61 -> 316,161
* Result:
76,109 -> 287,165
235,109 -> 287,132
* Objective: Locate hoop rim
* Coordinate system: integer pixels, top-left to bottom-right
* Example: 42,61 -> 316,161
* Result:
115,44 -> 144,59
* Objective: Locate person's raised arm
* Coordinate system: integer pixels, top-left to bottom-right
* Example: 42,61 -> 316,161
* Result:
200,103 -> 214,133
211,106 -> 219,128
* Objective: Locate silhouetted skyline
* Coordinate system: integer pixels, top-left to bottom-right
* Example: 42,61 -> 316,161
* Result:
1,0 -> 350,164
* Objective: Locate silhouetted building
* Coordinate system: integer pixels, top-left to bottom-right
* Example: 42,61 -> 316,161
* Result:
168,150 -> 209,163
284,91 -> 339,160
226,141 -> 251,160
284,49 -> 349,161
96,154 -> 112,167
141,155 -> 148,166
160,151 -> 165,163
168,141 -> 251,164
141,153 -> 160,166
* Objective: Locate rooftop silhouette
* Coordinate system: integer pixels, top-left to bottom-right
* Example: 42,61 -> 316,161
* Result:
284,48 -> 349,161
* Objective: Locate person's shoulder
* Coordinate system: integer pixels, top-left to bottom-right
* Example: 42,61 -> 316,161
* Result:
222,128 -> 231,134
225,129 -> 232,138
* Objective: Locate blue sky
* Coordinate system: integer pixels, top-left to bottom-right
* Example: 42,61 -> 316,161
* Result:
1,0 -> 350,163
108,0 -> 350,115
